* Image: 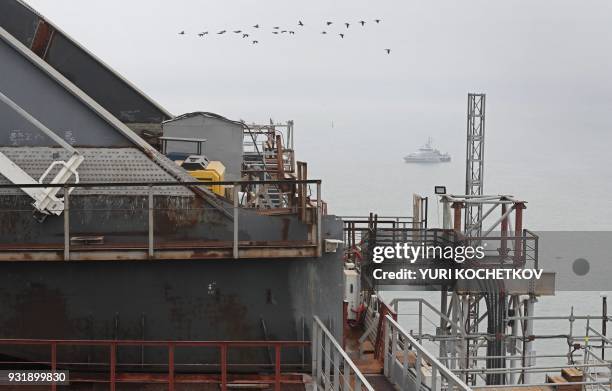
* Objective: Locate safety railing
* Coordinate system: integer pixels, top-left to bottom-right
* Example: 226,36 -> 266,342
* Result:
312,316 -> 375,391
0,179 -> 324,261
384,315 -> 472,391
457,229 -> 539,269
0,338 -> 309,391
584,320 -> 612,391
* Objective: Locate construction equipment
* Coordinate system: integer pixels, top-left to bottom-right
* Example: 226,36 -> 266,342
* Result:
181,155 -> 226,196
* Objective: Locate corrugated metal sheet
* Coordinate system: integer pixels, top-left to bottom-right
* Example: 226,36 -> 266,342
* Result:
0,147 -> 193,196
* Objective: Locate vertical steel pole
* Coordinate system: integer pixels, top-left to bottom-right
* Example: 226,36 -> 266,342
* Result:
342,301 -> 348,350
384,319 -> 391,377
523,297 -> 535,385
402,335 -> 409,390
316,325 -> 323,387
148,185 -> 154,259
324,335 -> 331,387
312,321 -> 318,389
451,293 -> 460,370
603,294 -> 608,360
442,198 -> 452,230
501,203 -> 508,257
439,288 -> 449,367
431,366 -> 438,391
233,185 -> 239,259
63,186 -> 69,261
316,182 -> 322,257
452,202 -> 463,232
51,342 -> 57,391
514,203 -> 525,266
343,364 -> 351,391
418,300 -> 423,343
110,343 -> 116,391
416,351 -> 422,389
220,345 -> 228,391
168,344 -> 175,391
509,296 -> 519,384
333,349 -> 340,391
275,345 -> 281,391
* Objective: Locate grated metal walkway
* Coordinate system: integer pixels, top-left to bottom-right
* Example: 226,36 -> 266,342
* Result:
365,374 -> 397,391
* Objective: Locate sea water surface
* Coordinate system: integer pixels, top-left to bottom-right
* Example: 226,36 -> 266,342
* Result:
305,120 -> 612,375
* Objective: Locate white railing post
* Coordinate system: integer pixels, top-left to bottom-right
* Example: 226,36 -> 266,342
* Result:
384,315 -> 471,391
324,334 -> 331,387
384,317 -> 391,377
313,316 -> 375,391
403,334 -> 410,390
333,349 -> 340,391
312,321 -> 319,390
390,324 -> 397,381
317,325 -> 323,387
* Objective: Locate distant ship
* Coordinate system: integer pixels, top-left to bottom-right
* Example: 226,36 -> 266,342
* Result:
404,138 -> 451,163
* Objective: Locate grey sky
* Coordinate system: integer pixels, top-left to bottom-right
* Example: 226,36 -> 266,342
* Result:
26,0 -> 612,227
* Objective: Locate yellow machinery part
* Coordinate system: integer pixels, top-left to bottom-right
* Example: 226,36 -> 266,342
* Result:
187,161 -> 226,196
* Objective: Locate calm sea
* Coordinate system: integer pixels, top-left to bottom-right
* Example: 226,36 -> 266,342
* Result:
307,121 -> 612,374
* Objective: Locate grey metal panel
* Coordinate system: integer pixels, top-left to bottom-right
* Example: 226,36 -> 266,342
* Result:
0,147 -> 193,196
0,0 -> 38,46
0,238 -> 344,364
0,38 -> 132,147
0,0 -> 172,124
45,34 -> 169,123
163,113 -> 244,180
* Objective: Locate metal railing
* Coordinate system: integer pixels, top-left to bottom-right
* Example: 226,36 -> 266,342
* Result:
312,316 -> 375,391
384,315 -> 472,391
390,297 -> 612,388
583,320 -> 612,391
0,338 -> 309,391
0,179 -> 324,261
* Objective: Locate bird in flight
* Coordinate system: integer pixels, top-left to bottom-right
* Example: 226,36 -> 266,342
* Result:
289,31 -> 295,35
359,20 -> 366,26
272,31 -> 279,34
273,26 -> 280,29
385,48 -> 391,54
326,21 -> 333,26
281,30 -> 287,33
178,31 -> 185,35
242,33 -> 249,38
198,32 -> 208,37
253,24 -> 260,28
345,22 -> 350,28
217,30 -> 226,34
233,30 -> 242,33
321,31 -> 327,34
375,19 -> 381,23
339,33 -> 345,38
252,40 -> 258,44
298,21 -> 304,26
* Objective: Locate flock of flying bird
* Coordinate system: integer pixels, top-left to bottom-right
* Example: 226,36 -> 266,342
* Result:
178,19 -> 391,54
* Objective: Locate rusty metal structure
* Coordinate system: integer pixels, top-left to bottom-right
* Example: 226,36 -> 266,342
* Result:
0,1 -> 348,388
1,2 -> 610,391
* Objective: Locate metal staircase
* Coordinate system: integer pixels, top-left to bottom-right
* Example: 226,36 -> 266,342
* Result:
242,121 -> 297,209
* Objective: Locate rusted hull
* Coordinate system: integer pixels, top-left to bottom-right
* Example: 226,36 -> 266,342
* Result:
0,252 -> 343,367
